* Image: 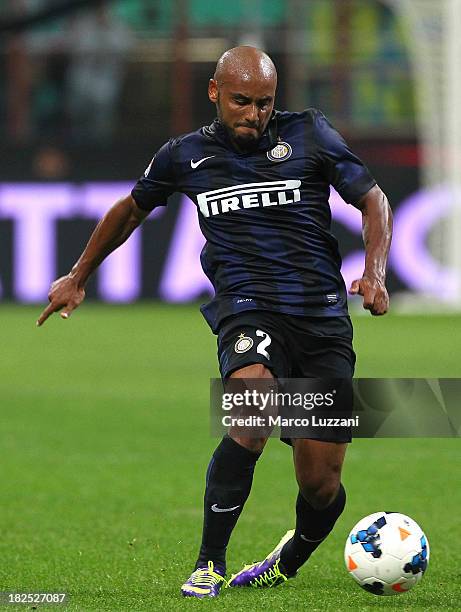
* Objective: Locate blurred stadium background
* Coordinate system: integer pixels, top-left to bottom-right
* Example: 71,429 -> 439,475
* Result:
1,2 -> 460,610
1,0 -> 461,308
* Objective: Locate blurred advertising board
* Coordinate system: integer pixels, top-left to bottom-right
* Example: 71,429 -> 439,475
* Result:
0,175 -> 453,303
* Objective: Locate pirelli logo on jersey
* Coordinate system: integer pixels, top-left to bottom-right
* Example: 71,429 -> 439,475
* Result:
197,180 -> 301,218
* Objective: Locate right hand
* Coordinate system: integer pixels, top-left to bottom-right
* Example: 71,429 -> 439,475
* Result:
36,275 -> 86,327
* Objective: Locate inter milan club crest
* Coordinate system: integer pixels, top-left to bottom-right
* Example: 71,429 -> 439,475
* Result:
267,141 -> 292,163
234,333 -> 254,354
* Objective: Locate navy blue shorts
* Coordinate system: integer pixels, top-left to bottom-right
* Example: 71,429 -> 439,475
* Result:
217,311 -> 355,443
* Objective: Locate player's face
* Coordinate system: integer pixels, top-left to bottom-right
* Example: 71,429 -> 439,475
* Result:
209,76 -> 276,150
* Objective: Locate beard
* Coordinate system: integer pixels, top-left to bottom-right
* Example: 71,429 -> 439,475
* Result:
216,98 -> 261,152
231,127 -> 260,150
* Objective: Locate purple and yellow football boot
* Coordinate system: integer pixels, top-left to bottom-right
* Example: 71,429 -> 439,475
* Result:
227,529 -> 295,588
181,561 -> 226,598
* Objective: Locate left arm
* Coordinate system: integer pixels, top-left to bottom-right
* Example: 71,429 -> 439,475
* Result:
349,184 -> 393,315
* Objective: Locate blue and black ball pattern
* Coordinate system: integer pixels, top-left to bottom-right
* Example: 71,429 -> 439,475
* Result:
403,535 -> 428,575
350,515 -> 386,559
362,581 -> 385,595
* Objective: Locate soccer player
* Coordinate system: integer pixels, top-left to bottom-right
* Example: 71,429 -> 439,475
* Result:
37,46 -> 392,598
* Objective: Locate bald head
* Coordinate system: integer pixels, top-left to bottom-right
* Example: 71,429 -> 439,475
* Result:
209,46 -> 277,151
214,46 -> 277,87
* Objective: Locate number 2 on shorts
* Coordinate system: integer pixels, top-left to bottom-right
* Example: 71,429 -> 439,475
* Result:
255,329 -> 271,360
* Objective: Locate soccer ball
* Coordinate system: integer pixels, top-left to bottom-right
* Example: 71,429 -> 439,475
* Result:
344,512 -> 429,596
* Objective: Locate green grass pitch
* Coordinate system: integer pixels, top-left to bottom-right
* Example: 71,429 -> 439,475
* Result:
1,304 -> 460,611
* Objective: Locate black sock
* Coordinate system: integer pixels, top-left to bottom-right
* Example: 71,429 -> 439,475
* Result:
280,483 -> 346,575
195,436 -> 261,574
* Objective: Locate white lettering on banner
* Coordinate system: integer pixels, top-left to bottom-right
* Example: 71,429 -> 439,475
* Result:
0,183 -> 457,303
197,180 -> 302,217
159,195 -> 213,301
0,182 -> 143,302
81,184 -> 142,302
0,184 -> 76,302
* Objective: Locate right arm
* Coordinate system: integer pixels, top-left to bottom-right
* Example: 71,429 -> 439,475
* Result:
36,194 -> 149,326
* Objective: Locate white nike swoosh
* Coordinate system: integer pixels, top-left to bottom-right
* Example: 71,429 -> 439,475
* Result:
211,503 -> 240,513
191,155 -> 216,169
300,534 -> 324,543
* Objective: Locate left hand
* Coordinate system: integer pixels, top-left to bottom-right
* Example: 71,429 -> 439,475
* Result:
348,276 -> 389,315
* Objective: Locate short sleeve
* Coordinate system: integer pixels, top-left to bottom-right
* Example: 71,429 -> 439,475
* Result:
131,140 -> 177,211
313,111 -> 376,206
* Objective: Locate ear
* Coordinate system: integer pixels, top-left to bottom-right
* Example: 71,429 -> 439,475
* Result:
208,79 -> 218,103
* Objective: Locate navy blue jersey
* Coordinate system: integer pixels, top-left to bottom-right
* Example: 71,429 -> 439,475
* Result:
132,108 -> 376,333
